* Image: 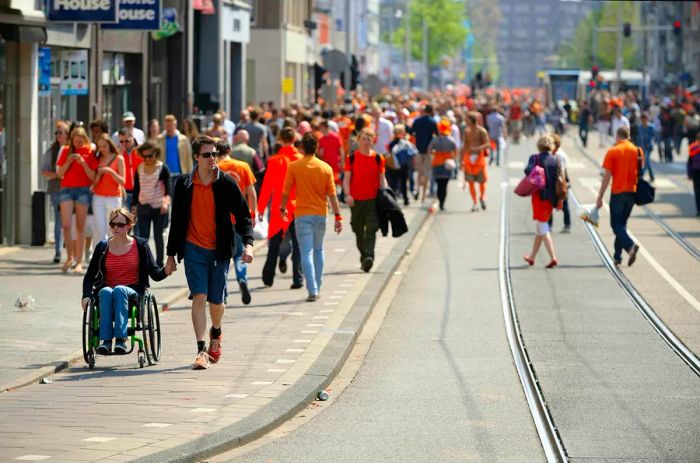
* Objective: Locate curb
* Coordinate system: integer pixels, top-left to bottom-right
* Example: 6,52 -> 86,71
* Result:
133,208 -> 431,463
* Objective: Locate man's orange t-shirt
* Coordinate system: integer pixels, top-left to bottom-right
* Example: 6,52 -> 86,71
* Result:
283,156 -> 336,218
218,157 -> 256,222
345,150 -> 385,201
602,140 -> 642,194
186,172 -> 217,250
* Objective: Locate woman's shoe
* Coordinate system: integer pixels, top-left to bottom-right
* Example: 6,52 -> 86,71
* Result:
96,341 -> 111,355
523,256 -> 535,266
73,264 -> 83,274
545,259 -> 558,268
61,259 -> 73,273
113,339 -> 127,354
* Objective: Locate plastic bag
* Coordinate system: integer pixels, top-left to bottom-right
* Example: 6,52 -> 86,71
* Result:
579,204 -> 600,227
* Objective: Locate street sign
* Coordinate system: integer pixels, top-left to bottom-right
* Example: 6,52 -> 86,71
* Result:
282,78 -> 294,95
363,74 -> 383,97
152,8 -> 180,40
323,50 -> 347,74
102,0 -> 161,30
48,0 -> 118,22
60,50 -> 88,96
38,47 -> 51,97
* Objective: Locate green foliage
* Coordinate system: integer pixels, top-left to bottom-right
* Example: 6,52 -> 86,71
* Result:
391,0 -> 468,67
557,2 -> 643,70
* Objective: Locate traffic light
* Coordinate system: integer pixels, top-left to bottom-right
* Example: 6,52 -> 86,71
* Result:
339,55 -> 359,91
673,20 -> 681,36
623,23 -> 631,38
591,65 -> 599,80
314,63 -> 326,91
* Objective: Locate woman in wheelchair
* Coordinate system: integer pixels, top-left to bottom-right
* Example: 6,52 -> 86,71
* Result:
81,207 -> 169,355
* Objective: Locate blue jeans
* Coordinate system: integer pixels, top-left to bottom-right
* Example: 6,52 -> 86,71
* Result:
641,145 -> 654,181
609,193 -> 636,261
232,233 -> 247,283
49,192 -> 63,256
295,215 -> 327,296
98,285 -> 137,341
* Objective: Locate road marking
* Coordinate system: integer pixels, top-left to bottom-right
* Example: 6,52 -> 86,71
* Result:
567,160 -> 587,170
251,381 -> 273,386
82,437 -> 116,442
14,457 -> 51,461
650,178 -> 676,189
333,290 -> 347,294
191,408 -> 217,413
286,348 -> 304,353
324,301 -> 339,306
334,248 -> 346,252
225,393 -> 249,398
142,423 -> 172,428
267,369 -> 285,373
318,309 -> 334,313
293,339 -> 311,343
313,316 -> 329,320
508,161 -> 525,169
301,330 -> 318,334
581,183 -> 700,313
307,323 -> 323,327
276,359 -> 295,364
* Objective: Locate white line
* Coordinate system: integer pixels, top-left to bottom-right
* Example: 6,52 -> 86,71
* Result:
307,323 -> 323,327
251,381 -> 273,386
293,339 -> 311,343
83,437 -> 116,442
225,393 -> 249,398
191,408 -> 217,413
276,359 -> 295,364
324,302 -> 339,306
14,457 -> 51,461
318,309 -> 334,313
286,348 -> 304,352
142,423 -> 172,428
267,368 -> 285,373
313,316 -> 329,320
301,330 -> 318,334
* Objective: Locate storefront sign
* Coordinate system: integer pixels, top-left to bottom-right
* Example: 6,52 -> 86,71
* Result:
102,0 -> 161,30
38,47 -> 52,97
60,50 -> 89,96
152,7 -> 181,40
282,78 -> 294,95
48,0 -> 118,22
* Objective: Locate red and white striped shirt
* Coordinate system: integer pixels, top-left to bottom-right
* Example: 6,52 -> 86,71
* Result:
137,163 -> 166,208
105,240 -> 139,288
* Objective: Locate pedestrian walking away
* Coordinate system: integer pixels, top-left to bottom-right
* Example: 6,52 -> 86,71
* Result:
119,128 -> 144,210
56,126 -> 98,274
427,119 -> 458,211
388,124 -> 417,205
410,104 -> 438,203
82,208 -> 170,355
578,101 -> 592,148
523,135 -> 559,268
257,127 -> 303,289
549,134 -> 571,233
687,132 -> 700,216
281,133 -> 343,302
156,114 -> 192,193
91,135 -> 125,242
635,113 -> 656,182
41,121 -> 70,263
165,135 -> 254,370
132,142 -> 171,267
217,139 -> 257,305
344,127 -> 388,273
462,111 -> 490,212
596,127 -> 642,267
486,106 -> 507,166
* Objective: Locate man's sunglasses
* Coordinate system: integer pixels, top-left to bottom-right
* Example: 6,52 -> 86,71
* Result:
109,221 -> 128,229
199,151 -> 217,158
120,140 -> 132,144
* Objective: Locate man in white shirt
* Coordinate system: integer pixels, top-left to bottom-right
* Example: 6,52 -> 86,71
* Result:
371,105 -> 394,156
611,106 -> 630,140
486,107 -> 507,166
112,111 -> 145,146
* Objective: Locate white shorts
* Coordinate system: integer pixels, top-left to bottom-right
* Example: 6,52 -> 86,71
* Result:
535,221 -> 550,236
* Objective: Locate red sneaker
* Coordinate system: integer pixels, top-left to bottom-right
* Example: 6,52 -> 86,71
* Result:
208,332 -> 222,364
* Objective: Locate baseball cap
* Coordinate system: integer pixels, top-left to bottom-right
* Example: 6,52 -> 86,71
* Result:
122,111 -> 136,121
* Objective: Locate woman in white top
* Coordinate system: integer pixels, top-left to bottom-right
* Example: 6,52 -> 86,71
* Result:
131,142 -> 171,267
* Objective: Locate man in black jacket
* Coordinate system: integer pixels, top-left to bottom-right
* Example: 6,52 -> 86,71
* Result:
165,135 -> 254,370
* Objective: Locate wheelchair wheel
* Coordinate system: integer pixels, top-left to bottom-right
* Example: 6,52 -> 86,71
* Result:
142,293 -> 161,365
82,300 -> 97,367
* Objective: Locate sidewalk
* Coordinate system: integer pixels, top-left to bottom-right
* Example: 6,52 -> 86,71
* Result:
0,203 -> 427,462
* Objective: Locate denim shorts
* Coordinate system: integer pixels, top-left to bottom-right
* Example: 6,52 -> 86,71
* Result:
60,186 -> 91,206
184,241 -> 229,305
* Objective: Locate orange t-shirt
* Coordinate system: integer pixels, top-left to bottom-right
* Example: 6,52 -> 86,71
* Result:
218,157 -> 256,223
602,140 -> 641,194
56,146 -> 98,188
93,155 -> 123,197
283,156 -> 336,218
345,150 -> 385,201
186,172 -> 217,250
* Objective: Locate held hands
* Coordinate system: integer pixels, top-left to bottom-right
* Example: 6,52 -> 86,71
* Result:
164,256 -> 177,276
258,212 -> 264,223
81,297 -> 90,311
242,245 -> 254,264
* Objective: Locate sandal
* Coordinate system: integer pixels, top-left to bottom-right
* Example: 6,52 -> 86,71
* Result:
73,264 -> 84,274
61,259 -> 73,273
545,259 -> 558,269
523,255 -> 535,266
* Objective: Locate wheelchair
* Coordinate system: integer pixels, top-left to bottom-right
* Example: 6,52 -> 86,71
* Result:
82,289 -> 161,369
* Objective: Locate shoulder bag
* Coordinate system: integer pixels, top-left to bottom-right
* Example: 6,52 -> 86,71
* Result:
514,154 -> 546,197
634,148 -> 655,206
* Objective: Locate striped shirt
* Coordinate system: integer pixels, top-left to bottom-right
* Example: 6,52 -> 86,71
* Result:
105,240 -> 139,288
137,163 -> 165,208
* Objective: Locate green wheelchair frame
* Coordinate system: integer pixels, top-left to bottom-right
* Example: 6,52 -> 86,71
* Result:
82,289 -> 161,369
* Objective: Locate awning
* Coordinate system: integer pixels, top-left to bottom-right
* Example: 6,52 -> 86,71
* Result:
0,5 -> 47,42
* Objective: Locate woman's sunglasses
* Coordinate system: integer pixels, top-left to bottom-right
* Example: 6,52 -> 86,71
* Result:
109,221 -> 128,229
142,153 -> 156,159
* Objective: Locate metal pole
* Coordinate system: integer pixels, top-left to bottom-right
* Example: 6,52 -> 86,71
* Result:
421,16 -> 428,90
186,1 -> 194,115
613,3 -> 623,94
344,0 -> 351,101
591,26 -> 598,66
404,4 -> 410,93
89,23 -> 103,120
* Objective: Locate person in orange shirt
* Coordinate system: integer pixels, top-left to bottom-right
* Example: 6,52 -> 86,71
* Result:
596,126 -> 642,266
165,135 -> 254,370
462,112 -> 490,212
91,134 -> 125,242
257,127 -> 303,288
280,133 -> 343,302
217,140 -> 257,305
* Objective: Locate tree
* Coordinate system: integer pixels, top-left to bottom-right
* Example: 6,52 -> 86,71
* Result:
391,0 -> 468,67
465,0 -> 502,81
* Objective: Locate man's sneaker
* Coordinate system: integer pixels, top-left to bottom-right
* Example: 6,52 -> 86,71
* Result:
278,260 -> 288,274
306,294 -> 318,302
208,332 -> 222,364
628,244 -> 640,267
239,281 -> 251,305
193,351 -> 210,370
613,258 -> 622,266
561,226 -> 571,234
96,341 -> 111,355
113,339 -> 128,354
480,199 -> 487,210
361,257 -> 374,273
290,283 -> 303,289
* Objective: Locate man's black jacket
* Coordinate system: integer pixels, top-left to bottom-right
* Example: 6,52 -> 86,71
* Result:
376,188 -> 408,238
167,167 -> 254,262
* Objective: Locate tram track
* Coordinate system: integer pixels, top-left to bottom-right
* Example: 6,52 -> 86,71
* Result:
569,135 -> 700,263
499,153 -> 568,463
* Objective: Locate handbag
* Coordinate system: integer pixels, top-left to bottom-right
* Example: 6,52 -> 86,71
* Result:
554,158 -> 568,202
634,148 -> 655,206
514,154 -> 546,197
443,158 -> 457,171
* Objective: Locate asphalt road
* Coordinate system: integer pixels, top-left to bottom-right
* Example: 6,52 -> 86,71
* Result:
226,170 -> 545,462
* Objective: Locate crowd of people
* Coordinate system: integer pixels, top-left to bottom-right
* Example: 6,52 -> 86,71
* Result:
39,81 -> 699,370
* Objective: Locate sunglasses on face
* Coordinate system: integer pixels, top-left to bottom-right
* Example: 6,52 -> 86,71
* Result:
142,153 -> 155,159
109,221 -> 128,229
55,130 -> 67,136
120,140 -> 132,144
199,151 -> 217,158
